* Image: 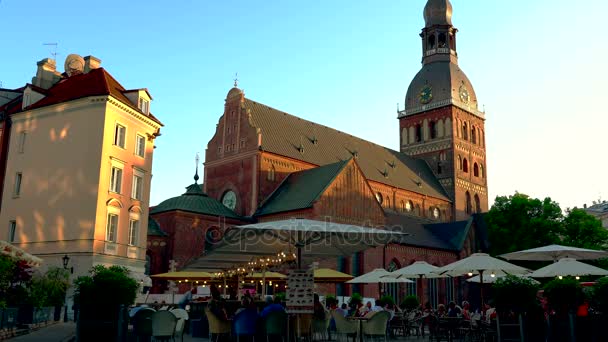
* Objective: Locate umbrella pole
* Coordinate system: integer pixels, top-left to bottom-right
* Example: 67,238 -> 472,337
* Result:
262,267 -> 267,298
479,270 -> 484,310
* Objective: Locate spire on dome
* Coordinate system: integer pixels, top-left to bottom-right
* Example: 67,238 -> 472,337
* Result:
194,152 -> 200,183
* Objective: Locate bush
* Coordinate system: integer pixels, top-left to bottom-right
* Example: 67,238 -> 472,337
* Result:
74,265 -> 138,306
348,293 -> 362,309
28,267 -> 70,308
543,277 -> 583,314
401,295 -> 419,311
274,292 -> 286,302
592,277 -> 608,314
325,295 -> 337,307
492,275 -> 540,313
380,295 -> 395,307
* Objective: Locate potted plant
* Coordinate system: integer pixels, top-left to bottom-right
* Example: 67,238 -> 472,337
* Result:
380,295 -> 395,307
74,265 -> 138,341
543,277 -> 584,340
348,293 -> 362,311
400,295 -> 419,311
492,275 -> 540,315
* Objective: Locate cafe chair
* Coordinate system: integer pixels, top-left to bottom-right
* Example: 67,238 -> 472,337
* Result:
151,310 -> 177,341
331,310 -> 358,342
361,311 -> 390,342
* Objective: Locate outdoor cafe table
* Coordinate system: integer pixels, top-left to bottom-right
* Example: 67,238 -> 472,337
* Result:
347,316 -> 370,342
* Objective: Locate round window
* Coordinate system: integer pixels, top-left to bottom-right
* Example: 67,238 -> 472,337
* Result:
221,190 -> 237,210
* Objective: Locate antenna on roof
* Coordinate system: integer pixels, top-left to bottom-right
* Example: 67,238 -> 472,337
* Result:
194,152 -> 200,183
43,43 -> 58,60
233,72 -> 239,88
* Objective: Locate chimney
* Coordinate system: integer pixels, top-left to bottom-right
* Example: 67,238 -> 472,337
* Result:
31,58 -> 62,89
84,56 -> 101,73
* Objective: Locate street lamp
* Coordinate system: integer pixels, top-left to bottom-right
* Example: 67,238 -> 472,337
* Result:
62,255 -> 73,322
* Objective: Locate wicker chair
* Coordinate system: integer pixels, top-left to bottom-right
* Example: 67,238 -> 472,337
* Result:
169,308 -> 189,342
264,310 -> 287,342
133,308 -> 156,341
204,307 -> 231,342
151,310 -> 177,341
292,314 -> 313,342
331,310 -> 358,342
312,310 -> 331,341
361,311 -> 390,342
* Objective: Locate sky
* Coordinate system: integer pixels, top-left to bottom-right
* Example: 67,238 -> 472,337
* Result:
0,0 -> 606,211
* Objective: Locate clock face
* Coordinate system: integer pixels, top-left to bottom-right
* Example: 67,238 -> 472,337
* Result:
221,191 -> 237,210
459,85 -> 470,104
419,85 -> 433,104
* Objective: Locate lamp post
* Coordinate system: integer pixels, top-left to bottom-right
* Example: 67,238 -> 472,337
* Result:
62,255 -> 73,322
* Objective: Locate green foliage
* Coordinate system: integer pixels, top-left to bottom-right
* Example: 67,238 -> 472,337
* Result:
543,278 -> 583,314
487,193 -> 608,256
0,255 -> 34,307
274,292 -> 286,301
380,295 -> 394,306
592,278 -> 608,314
487,193 -> 563,256
325,294 -> 337,306
401,295 -> 419,311
27,267 -> 70,307
74,265 -> 138,306
562,208 -> 608,250
348,293 -> 362,309
492,275 -> 540,313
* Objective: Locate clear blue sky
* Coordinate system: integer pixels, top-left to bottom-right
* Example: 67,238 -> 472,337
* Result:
1,0 -> 606,210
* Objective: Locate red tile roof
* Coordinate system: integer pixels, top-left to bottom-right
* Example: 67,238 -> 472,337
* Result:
26,68 -> 162,125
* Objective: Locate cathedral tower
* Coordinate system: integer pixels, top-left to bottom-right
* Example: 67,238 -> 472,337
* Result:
399,0 -> 488,220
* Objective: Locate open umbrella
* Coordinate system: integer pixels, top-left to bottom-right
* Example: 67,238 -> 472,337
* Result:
529,258 -> 608,278
466,273 -> 539,284
0,240 -> 43,266
434,253 -> 529,306
500,244 -> 608,261
151,271 -> 216,281
314,268 -> 353,283
347,269 -> 413,284
383,261 -> 445,304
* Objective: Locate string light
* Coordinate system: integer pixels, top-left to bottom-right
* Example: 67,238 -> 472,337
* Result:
575,276 -> 580,280
467,272 -> 473,277
558,276 -> 563,280
490,273 -> 496,278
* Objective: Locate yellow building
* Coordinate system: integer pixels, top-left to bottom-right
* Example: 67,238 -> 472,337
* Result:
0,54 -> 162,280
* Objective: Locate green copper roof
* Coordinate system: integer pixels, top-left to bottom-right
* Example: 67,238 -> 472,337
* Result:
150,183 -> 242,219
147,217 -> 167,236
255,160 -> 349,216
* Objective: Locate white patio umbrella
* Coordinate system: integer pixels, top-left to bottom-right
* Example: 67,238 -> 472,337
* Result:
529,258 -> 608,278
383,261 -> 446,304
347,269 -> 414,284
500,244 -> 608,261
466,273 -> 539,284
434,253 -> 530,306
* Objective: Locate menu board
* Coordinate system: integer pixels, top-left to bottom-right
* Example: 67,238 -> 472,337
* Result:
286,269 -> 314,313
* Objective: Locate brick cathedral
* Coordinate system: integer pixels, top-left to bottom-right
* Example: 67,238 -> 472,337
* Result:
147,0 -> 489,305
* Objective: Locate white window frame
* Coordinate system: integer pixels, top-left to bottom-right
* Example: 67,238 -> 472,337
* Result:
131,169 -> 144,200
18,131 -> 26,153
106,212 -> 119,242
8,221 -> 16,242
110,166 -> 123,194
114,123 -> 126,148
139,98 -> 149,114
135,134 -> 146,158
128,219 -> 139,246
13,172 -> 22,197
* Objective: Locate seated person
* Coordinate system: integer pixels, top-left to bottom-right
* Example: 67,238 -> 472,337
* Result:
484,301 -> 497,323
371,300 -> 384,313
461,301 -> 471,320
336,303 -> 349,317
260,296 -> 285,318
447,301 -> 461,317
436,304 -> 447,317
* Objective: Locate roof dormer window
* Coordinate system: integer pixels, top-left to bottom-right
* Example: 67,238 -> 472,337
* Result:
139,98 -> 149,114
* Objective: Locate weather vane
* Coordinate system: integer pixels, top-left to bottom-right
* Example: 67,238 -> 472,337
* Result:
194,152 -> 200,183
233,72 -> 238,88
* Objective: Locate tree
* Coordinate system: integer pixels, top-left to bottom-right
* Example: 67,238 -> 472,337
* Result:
486,193 -> 563,256
562,208 -> 608,250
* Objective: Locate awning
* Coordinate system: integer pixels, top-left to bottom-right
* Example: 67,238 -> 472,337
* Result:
187,219 -> 407,271
0,240 -> 43,267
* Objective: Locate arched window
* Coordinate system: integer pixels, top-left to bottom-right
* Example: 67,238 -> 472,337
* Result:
456,119 -> 461,138
462,122 -> 468,140
474,194 -> 481,213
386,196 -> 391,209
438,33 -> 447,48
471,126 -> 477,144
401,128 -> 408,146
439,152 -> 447,161
473,163 -> 479,177
429,121 -> 437,139
437,162 -> 442,174
428,35 -> 436,49
415,124 -> 422,142
437,119 -> 445,138
480,164 -> 485,178
432,207 -> 441,219
457,155 -> 462,170
463,158 -> 469,173
414,204 -> 421,216
465,191 -> 472,214
400,200 -> 405,212
406,200 -> 413,212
